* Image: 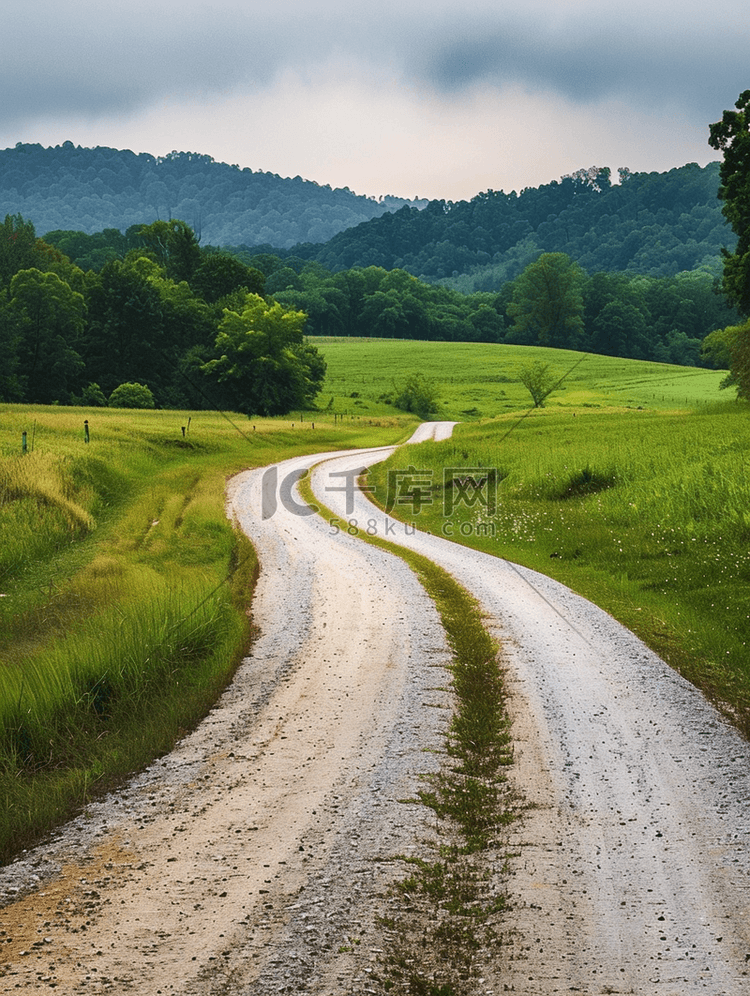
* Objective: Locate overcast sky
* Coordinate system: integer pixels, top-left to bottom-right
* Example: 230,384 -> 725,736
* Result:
2,0 -> 747,201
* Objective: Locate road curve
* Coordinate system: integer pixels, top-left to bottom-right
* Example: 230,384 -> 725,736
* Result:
313,422 -> 750,994
0,437 -> 453,995
0,423 -> 748,995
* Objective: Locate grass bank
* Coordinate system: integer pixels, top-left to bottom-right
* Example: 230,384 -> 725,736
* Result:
367,401 -> 750,736
0,405 -> 411,861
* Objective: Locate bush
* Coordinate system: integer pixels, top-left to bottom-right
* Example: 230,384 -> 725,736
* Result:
109,382 -> 156,409
394,373 -> 440,419
79,382 -> 108,406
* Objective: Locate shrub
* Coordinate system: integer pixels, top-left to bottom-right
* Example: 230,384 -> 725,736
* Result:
394,373 -> 440,419
109,382 -> 156,409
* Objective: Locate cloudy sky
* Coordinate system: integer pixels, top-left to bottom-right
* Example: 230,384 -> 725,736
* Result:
2,0 -> 747,201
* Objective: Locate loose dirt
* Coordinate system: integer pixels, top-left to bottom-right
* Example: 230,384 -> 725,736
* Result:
1,423 -> 749,995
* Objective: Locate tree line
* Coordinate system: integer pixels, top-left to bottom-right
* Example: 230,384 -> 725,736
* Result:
0,143 -> 424,250
0,210 -> 739,415
46,224 -> 736,362
251,251 -> 739,365
0,215 -> 325,414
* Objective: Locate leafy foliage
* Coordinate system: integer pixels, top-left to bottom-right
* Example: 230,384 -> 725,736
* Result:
517,360 -> 557,407
296,162 -> 731,283
267,261 -> 505,342
201,294 -> 326,415
393,373 -> 440,418
709,90 -> 750,315
506,253 -> 585,347
709,90 -> 750,397
108,381 -> 156,408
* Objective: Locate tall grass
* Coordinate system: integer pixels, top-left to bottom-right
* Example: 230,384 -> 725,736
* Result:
0,405 -> 409,859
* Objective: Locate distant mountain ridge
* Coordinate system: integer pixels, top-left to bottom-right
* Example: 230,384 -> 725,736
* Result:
287,162 -> 734,287
0,145 -> 734,287
0,142 -> 426,248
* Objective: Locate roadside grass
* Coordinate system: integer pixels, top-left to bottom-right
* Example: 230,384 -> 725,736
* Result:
0,405 -> 410,861
298,474 -> 515,995
315,337 -> 727,421
367,401 -> 750,736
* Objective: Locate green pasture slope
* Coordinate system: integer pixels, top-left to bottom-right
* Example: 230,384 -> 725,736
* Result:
0,406 -> 411,860
316,338 -> 750,736
316,337 -> 726,419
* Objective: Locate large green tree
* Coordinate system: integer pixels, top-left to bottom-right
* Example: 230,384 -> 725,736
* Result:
84,259 -> 166,395
130,220 -> 202,284
709,91 -> 750,314
709,91 -> 750,396
8,268 -> 85,403
506,253 -> 585,348
201,294 -> 326,415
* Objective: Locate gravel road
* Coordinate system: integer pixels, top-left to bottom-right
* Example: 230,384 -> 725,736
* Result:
1,422 -> 749,995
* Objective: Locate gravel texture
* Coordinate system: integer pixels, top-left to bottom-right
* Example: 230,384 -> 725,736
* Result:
1,422 -> 749,995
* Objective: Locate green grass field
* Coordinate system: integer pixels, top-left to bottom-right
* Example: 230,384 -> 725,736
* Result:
1,338 -> 746,862
352,349 -> 750,735
315,337 -> 728,419
0,405 -> 411,860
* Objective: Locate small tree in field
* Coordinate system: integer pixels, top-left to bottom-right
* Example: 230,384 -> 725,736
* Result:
109,382 -> 156,409
394,373 -> 440,419
518,360 -> 557,408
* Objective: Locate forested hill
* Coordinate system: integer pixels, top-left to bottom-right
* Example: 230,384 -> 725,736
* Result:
0,142 -> 425,248
288,164 -> 734,287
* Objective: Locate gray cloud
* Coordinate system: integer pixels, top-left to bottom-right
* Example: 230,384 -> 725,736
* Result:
423,18 -> 747,117
1,1 -> 747,130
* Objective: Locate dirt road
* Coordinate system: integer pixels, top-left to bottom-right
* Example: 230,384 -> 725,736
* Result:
1,423 -> 749,995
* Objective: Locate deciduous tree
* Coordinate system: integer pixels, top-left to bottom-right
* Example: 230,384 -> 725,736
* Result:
507,253 -> 585,349
709,91 -> 750,315
201,294 -> 325,415
9,268 -> 85,403
709,91 -> 750,397
518,359 -> 557,408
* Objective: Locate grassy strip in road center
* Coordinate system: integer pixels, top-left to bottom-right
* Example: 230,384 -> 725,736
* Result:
298,470 -> 516,996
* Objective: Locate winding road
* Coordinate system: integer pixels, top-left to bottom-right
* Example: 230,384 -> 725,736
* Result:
1,422 -> 750,994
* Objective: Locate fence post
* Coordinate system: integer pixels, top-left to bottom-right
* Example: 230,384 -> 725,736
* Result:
22,431 -> 27,455
84,420 -> 90,444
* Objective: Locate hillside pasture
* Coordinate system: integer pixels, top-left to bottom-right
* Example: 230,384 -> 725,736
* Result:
315,338 -> 727,420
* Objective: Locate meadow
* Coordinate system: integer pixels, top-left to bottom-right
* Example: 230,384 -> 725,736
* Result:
340,338 -> 750,736
315,337 -> 727,420
1,338 -> 747,862
0,405 -> 410,860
